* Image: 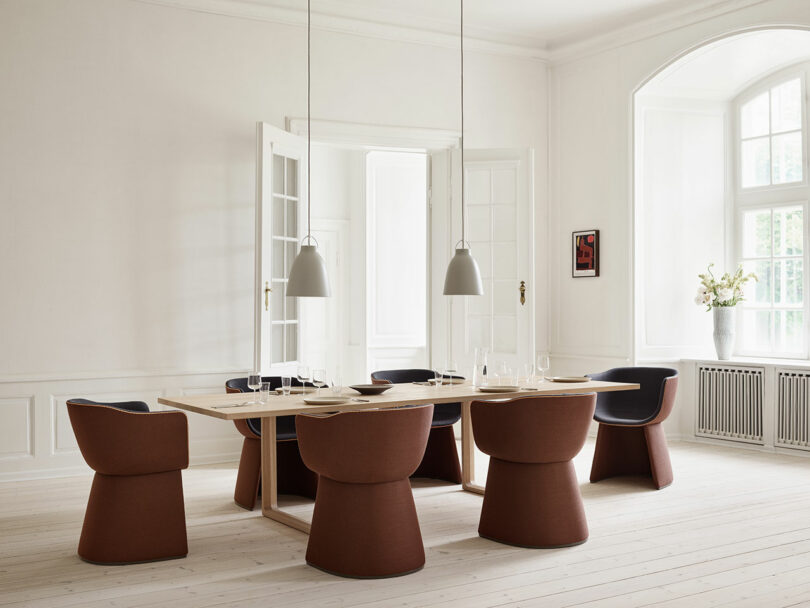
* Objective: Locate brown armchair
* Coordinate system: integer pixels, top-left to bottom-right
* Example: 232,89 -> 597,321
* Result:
67,399 -> 189,564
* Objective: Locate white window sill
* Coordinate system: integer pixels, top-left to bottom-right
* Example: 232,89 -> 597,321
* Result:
681,356 -> 810,370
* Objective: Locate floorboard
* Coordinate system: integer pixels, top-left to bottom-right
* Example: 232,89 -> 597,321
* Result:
1,439 -> 809,607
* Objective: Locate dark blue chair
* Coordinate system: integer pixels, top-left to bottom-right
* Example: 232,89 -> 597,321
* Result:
225,377 -> 318,509
370,368 -> 462,484
586,367 -> 679,489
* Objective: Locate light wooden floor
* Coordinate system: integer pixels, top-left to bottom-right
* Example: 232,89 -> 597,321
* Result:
3,440 -> 810,608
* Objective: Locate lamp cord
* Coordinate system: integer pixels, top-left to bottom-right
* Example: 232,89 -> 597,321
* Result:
307,0 -> 311,243
460,0 -> 465,247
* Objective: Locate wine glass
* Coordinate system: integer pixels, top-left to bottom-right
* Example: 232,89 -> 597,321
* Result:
247,373 -> 261,404
297,364 -> 311,392
312,368 -> 327,396
537,353 -> 550,382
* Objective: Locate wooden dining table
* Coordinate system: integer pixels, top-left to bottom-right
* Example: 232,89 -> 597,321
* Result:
158,379 -> 638,534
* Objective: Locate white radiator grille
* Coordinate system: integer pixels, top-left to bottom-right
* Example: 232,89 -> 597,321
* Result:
697,366 -> 764,444
776,370 -> 810,450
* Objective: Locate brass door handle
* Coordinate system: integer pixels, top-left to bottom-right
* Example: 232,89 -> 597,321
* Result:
265,281 -> 272,311
519,281 -> 526,306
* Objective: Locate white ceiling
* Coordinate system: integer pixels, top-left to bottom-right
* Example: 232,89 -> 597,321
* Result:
642,29 -> 810,100
248,0 -> 722,50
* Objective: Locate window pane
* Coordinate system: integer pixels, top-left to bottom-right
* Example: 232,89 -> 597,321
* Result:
272,197 -> 284,237
741,137 -> 771,187
741,92 -> 770,138
743,260 -> 772,305
774,206 -> 803,256
286,158 -> 298,197
287,200 -> 297,237
286,241 -> 297,277
286,324 -> 298,362
742,209 -> 772,257
272,238 -> 284,279
771,79 -> 802,133
741,309 -> 771,352
271,281 -> 284,321
273,154 -> 284,195
272,324 -> 283,363
774,310 -> 804,354
774,259 -> 803,306
772,131 -> 803,185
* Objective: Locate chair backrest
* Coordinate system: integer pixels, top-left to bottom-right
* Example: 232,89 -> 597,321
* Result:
66,399 -> 188,475
471,394 -> 596,463
66,398 -> 150,413
587,367 -> 678,422
296,405 -> 434,483
370,369 -> 434,384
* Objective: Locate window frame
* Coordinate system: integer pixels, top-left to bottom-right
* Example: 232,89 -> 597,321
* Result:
736,71 -> 808,195
734,68 -> 810,359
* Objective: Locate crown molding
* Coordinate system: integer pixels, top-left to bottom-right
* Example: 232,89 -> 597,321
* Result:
548,0 -> 772,65
132,0 -> 549,61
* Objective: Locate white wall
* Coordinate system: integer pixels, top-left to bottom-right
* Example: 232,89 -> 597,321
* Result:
0,0 -> 547,478
548,0 -> 810,438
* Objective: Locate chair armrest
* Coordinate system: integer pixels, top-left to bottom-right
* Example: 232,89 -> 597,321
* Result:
68,403 -> 189,475
648,375 -> 679,425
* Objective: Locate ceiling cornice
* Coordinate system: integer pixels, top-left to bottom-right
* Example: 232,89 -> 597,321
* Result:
132,0 -> 550,61
548,0 -> 772,65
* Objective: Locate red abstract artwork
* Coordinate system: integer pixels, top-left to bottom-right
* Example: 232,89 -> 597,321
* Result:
572,230 -> 599,277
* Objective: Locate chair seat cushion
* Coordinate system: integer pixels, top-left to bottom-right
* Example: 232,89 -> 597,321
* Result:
594,410 -> 657,426
246,415 -> 297,440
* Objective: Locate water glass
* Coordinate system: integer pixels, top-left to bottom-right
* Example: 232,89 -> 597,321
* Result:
281,375 -> 292,395
443,359 -> 458,385
260,382 -> 272,403
330,373 -> 343,396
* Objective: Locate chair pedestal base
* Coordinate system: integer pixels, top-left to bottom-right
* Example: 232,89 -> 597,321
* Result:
411,425 -> 462,484
306,477 -> 425,578
79,471 -> 187,565
479,459 -> 588,548
590,423 -> 672,489
234,438 -> 318,510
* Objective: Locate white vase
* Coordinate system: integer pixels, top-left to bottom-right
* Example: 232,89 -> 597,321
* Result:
713,306 -> 735,360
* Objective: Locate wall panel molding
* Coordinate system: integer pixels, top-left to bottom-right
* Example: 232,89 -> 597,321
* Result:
0,372 -> 242,481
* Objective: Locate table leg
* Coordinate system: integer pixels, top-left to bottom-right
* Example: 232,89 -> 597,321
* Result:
461,401 -> 485,495
261,416 -> 311,533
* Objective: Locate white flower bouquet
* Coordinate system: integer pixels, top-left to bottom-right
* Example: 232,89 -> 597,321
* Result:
695,264 -> 757,310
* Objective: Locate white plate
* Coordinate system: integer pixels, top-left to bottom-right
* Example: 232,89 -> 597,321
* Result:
549,376 -> 589,383
476,385 -> 520,393
303,397 -> 350,406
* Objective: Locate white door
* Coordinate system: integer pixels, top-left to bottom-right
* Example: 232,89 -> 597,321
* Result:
255,122 -> 307,374
298,219 -> 348,378
431,148 -> 535,377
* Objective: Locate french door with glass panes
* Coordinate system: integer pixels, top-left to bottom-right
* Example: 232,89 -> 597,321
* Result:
254,122 -> 307,373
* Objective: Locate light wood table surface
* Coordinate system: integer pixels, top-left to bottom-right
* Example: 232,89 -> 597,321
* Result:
159,380 -> 638,534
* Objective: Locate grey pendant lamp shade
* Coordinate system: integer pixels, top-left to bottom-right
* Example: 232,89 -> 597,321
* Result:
443,0 -> 483,296
287,0 -> 330,297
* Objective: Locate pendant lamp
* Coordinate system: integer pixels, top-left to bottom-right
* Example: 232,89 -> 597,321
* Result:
443,0 -> 483,296
287,0 -> 331,297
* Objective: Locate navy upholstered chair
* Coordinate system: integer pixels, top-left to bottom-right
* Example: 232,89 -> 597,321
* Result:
370,368 -> 462,484
66,399 -> 188,564
225,377 -> 318,509
586,367 -> 679,489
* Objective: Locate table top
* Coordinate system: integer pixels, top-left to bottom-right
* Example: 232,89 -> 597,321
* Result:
157,380 -> 639,419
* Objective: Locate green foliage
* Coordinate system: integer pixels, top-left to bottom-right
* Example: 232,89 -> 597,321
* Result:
695,264 -> 758,311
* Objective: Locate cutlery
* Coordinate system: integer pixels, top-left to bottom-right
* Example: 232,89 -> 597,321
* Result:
350,398 -> 370,403
212,402 -> 251,409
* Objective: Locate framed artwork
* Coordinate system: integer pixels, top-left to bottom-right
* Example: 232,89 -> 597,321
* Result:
572,230 -> 599,277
